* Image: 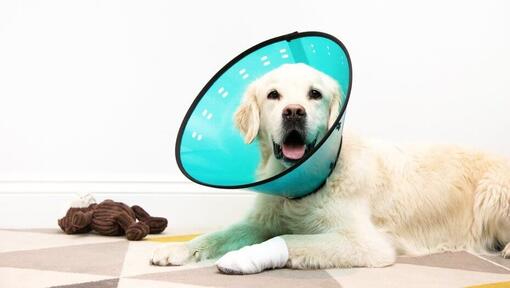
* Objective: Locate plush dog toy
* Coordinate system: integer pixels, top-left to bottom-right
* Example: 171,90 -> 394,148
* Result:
58,194 -> 167,241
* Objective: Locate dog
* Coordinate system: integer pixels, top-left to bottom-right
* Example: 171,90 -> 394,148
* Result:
152,63 -> 510,274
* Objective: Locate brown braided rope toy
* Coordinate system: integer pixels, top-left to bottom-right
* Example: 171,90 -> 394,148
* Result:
58,196 -> 167,241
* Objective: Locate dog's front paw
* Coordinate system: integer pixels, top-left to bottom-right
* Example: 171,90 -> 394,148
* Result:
151,243 -> 193,266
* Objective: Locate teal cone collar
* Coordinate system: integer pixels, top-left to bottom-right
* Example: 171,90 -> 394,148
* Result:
175,31 -> 352,198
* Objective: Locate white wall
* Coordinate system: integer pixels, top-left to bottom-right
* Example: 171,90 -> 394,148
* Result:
1,0 -> 509,228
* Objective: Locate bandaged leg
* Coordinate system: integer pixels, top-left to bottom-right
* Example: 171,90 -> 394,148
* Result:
215,236 -> 289,274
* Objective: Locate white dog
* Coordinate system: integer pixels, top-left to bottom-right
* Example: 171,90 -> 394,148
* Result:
152,63 -> 510,274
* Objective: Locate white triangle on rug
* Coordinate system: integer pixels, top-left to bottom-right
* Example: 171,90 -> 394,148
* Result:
0,267 -> 114,288
0,229 -> 122,253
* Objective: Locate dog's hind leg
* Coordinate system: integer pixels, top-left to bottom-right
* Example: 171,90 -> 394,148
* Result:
285,213 -> 396,270
472,164 -> 510,256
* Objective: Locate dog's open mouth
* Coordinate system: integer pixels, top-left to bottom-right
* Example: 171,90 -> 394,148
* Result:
273,130 -> 317,162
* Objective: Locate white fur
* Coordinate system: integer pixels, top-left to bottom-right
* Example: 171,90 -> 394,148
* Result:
152,64 -> 510,274
152,242 -> 191,266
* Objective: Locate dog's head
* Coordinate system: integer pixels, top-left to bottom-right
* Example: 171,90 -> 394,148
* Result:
234,63 -> 341,167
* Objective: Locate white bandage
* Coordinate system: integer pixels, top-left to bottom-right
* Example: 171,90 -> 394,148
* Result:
215,236 -> 289,274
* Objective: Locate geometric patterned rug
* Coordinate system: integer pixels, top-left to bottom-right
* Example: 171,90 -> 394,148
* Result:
1,229 -> 509,288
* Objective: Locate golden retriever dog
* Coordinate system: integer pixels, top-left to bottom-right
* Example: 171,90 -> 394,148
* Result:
152,63 -> 510,274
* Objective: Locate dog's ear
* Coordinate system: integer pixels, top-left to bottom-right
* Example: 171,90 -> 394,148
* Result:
326,78 -> 342,129
234,82 -> 260,144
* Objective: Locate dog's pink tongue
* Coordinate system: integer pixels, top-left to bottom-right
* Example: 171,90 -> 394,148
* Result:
282,144 -> 306,160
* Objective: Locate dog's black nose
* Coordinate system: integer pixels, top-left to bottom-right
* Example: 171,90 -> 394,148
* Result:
282,104 -> 306,120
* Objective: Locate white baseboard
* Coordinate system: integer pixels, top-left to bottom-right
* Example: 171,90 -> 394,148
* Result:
0,181 -> 256,231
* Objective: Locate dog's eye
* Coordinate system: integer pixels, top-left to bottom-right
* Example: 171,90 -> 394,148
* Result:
308,89 -> 322,100
267,90 -> 280,100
